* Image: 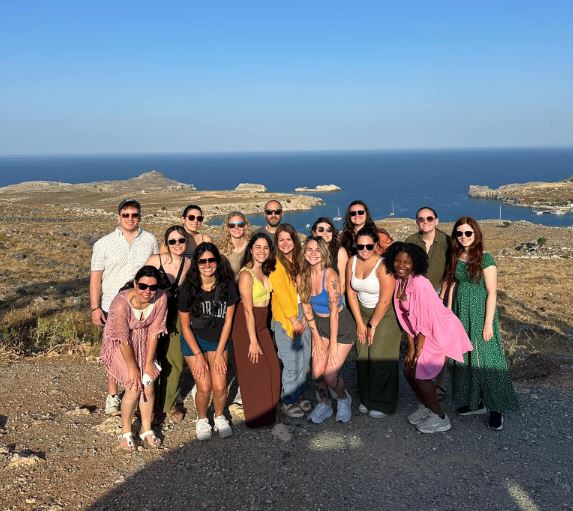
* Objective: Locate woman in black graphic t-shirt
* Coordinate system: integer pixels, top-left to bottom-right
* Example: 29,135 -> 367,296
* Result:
178,242 -> 238,441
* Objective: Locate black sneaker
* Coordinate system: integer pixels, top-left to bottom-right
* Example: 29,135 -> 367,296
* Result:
488,411 -> 504,430
456,403 -> 487,416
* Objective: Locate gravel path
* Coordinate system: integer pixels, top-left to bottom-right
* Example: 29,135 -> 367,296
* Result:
0,358 -> 571,511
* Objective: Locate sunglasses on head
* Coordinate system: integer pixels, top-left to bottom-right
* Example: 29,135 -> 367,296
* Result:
455,230 -> 474,238
186,214 -> 204,222
137,283 -> 158,291
356,243 -> 375,251
265,209 -> 282,216
121,212 -> 140,219
315,226 -> 333,233
417,216 -> 435,223
349,210 -> 365,217
228,221 -> 245,229
197,257 -> 217,266
167,237 -> 187,246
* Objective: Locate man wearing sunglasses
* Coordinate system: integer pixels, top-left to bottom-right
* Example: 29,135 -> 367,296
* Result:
253,199 -> 284,237
90,198 -> 159,415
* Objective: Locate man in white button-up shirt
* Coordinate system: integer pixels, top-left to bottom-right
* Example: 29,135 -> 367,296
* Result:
90,198 -> 159,414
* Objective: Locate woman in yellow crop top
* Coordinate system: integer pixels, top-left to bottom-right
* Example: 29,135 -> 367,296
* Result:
231,232 -> 281,428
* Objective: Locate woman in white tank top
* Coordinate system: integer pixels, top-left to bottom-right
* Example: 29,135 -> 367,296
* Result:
346,227 -> 402,419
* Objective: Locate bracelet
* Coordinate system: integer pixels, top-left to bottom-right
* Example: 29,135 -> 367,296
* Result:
91,306 -> 101,312
367,321 -> 373,329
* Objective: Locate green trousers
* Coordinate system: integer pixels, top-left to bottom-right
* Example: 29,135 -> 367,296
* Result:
355,302 -> 402,414
155,319 -> 184,414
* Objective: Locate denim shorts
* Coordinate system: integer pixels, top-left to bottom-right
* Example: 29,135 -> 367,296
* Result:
180,335 -> 229,356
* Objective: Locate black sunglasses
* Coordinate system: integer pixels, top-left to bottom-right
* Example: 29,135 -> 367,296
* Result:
356,243 -> 375,251
228,222 -> 245,228
265,209 -> 282,216
121,212 -> 140,219
198,257 -> 217,265
186,214 -> 204,222
417,216 -> 435,223
137,283 -> 158,291
455,230 -> 474,238
349,210 -> 365,217
316,226 -> 333,233
168,237 -> 187,245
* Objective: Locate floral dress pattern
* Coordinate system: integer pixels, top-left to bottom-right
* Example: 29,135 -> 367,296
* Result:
449,253 -> 519,412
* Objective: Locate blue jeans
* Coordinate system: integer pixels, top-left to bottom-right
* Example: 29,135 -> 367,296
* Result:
273,305 -> 312,405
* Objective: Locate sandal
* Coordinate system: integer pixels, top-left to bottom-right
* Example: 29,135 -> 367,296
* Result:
435,384 -> 446,402
139,430 -> 162,449
282,403 -> 305,418
298,399 -> 312,412
118,432 -> 136,452
168,406 -> 186,423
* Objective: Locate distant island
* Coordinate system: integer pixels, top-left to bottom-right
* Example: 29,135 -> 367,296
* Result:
468,176 -> 573,215
294,184 -> 341,193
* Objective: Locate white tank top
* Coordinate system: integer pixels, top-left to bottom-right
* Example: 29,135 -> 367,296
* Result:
351,256 -> 382,308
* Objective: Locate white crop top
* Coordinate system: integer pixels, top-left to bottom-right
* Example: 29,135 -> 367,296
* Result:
350,256 -> 382,308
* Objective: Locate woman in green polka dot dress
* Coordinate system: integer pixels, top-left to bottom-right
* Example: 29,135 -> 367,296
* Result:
447,217 -> 518,431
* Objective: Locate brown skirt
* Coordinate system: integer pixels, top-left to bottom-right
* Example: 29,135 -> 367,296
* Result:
232,302 -> 280,428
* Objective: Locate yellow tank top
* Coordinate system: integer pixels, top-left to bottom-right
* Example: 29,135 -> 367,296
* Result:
240,267 -> 272,304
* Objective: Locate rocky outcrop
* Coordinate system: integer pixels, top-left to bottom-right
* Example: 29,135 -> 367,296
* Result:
294,184 -> 341,193
234,183 -> 267,192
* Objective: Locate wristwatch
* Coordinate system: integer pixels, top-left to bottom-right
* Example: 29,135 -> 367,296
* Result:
367,322 -> 373,329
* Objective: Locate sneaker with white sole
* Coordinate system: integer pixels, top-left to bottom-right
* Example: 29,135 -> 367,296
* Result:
195,418 -> 212,441
336,392 -> 352,423
416,412 -> 451,433
368,409 -> 386,419
408,404 -> 431,425
104,394 -> 121,416
358,403 -> 369,414
308,401 -> 334,424
213,415 -> 233,439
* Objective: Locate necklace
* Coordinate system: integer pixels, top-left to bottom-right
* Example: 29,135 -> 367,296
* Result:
398,278 -> 409,297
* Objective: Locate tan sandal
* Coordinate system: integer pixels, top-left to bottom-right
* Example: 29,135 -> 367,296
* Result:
118,432 -> 136,452
168,406 -> 186,423
139,430 -> 162,449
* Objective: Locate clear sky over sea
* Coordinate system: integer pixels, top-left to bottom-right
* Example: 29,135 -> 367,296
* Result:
1,1 -> 572,155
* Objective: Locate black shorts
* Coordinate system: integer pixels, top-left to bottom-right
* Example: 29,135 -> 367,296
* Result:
314,307 -> 357,345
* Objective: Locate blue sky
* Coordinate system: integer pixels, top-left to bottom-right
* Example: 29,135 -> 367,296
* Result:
1,1 -> 572,154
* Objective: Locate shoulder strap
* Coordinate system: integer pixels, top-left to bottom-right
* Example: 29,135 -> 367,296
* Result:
171,258 -> 185,292
373,257 -> 383,271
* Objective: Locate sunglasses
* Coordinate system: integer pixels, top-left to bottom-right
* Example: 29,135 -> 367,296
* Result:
455,230 -> 474,238
137,283 -> 158,291
186,214 -> 204,222
356,243 -> 375,251
417,216 -> 435,223
121,212 -> 140,219
265,209 -> 282,216
315,226 -> 333,233
349,210 -> 365,217
198,257 -> 217,266
167,237 -> 187,246
228,222 -> 245,229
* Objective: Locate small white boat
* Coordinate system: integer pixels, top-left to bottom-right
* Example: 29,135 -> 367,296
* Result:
333,206 -> 342,221
389,202 -> 395,217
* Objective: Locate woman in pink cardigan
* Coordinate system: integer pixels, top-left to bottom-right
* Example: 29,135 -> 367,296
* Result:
384,242 -> 472,434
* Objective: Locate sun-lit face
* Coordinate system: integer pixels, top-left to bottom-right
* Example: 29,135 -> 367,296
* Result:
349,204 -> 366,229
416,208 -> 438,234
356,235 -> 376,261
182,208 -> 203,234
133,276 -> 158,304
252,238 -> 270,264
118,206 -> 141,233
312,222 -> 334,243
166,231 -> 187,256
454,223 -> 475,248
277,231 -> 295,256
265,200 -> 283,227
197,250 -> 217,278
228,215 -> 246,239
304,240 -> 322,267
394,251 -> 414,281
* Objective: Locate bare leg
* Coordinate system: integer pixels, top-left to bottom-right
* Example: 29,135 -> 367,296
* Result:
139,384 -> 155,433
206,351 -> 228,417
416,379 -> 444,417
324,343 -> 354,398
120,388 -> 140,434
312,338 -> 330,402
184,355 -> 212,419
107,374 -> 118,395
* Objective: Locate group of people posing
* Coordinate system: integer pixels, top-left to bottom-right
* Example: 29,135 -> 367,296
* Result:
91,198 -> 518,451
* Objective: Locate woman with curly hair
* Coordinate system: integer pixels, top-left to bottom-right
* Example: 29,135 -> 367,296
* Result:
232,233 -> 281,428
178,242 -> 238,440
218,211 -> 252,278
385,242 -> 472,433
269,224 -> 312,417
311,217 -> 349,291
298,236 -> 356,424
339,200 -> 377,256
447,217 -> 518,431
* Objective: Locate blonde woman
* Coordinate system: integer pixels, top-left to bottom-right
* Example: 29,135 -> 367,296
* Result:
218,211 -> 253,278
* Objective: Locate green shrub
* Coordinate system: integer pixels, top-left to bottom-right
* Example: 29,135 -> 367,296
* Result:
537,237 -> 547,246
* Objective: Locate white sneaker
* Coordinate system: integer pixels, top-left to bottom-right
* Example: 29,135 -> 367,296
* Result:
308,402 -> 334,424
368,409 -> 386,419
213,415 -> 233,439
358,403 -> 369,414
195,418 -> 212,441
104,394 -> 121,416
416,412 -> 451,433
408,404 -> 431,425
336,392 -> 352,423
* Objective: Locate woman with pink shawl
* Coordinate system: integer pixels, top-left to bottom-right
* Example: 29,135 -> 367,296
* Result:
100,265 -> 168,450
385,242 -> 472,434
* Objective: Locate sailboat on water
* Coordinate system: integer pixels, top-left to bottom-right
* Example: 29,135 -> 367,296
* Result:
389,202 -> 395,217
333,205 -> 342,221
